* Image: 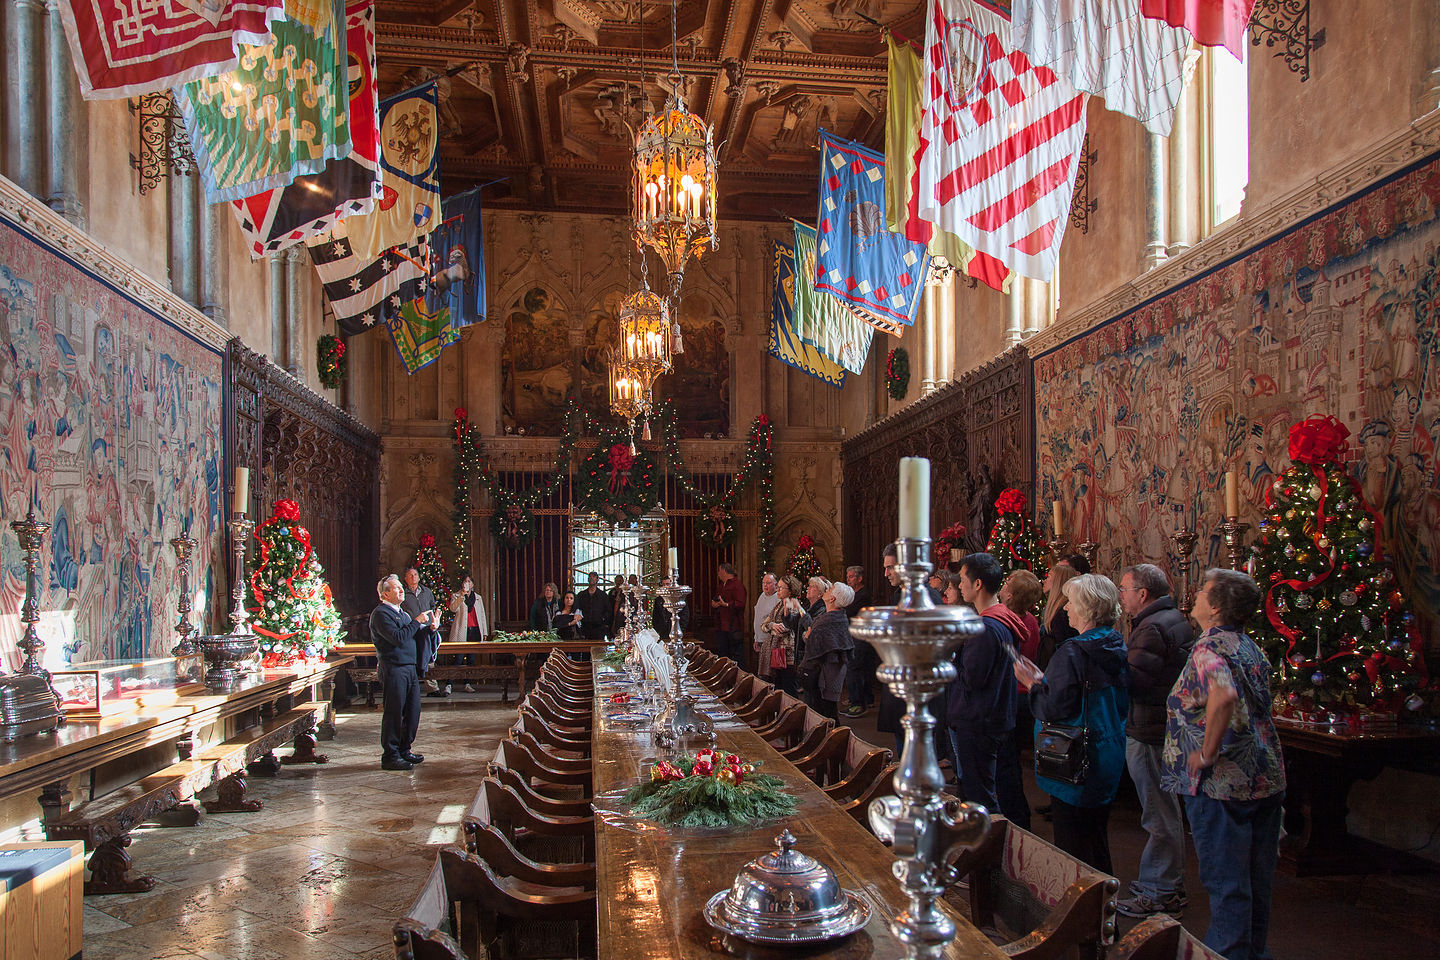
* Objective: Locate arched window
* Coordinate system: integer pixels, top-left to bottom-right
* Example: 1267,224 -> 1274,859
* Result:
1203,44 -> 1249,230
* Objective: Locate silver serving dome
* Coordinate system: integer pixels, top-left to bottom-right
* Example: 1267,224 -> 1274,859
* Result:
703,830 -> 870,943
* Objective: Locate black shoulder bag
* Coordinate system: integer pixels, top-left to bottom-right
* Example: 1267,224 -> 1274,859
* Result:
1034,656 -> 1091,786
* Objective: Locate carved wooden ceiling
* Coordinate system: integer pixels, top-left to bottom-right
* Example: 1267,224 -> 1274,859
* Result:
374,0 -> 925,221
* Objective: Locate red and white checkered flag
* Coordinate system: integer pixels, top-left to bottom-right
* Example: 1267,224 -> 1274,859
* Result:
916,0 -> 1090,281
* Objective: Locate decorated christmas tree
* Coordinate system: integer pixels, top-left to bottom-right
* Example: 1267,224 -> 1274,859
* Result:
415,532 -> 450,630
986,489 -> 1049,577
1249,415 -> 1429,718
787,534 -> 823,584
249,499 -> 345,666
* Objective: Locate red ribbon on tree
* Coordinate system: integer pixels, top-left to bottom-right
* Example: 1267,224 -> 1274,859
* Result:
273,499 -> 301,522
797,534 -> 814,550
607,443 -> 634,493
454,407 -> 469,443
757,415 -> 771,450
994,488 -> 1027,514
1288,415 -> 1350,465
419,533 -> 436,548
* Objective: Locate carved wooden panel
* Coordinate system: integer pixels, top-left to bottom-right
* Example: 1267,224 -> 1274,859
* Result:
841,346 -> 1033,574
226,341 -> 383,622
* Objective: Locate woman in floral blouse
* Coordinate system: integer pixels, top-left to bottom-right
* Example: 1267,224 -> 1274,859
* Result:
1161,569 -> 1285,960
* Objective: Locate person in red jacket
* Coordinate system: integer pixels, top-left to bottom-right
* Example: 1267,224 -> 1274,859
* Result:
710,562 -> 748,666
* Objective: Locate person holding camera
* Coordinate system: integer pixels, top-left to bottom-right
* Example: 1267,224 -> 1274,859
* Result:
370,574 -> 440,771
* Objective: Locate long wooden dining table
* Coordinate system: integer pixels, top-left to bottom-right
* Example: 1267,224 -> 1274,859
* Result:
588,655 -> 1005,959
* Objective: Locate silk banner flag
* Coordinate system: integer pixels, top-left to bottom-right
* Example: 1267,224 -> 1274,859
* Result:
1141,0 -> 1257,59
769,240 -> 846,388
345,84 -> 442,261
388,298 -> 454,374
229,0 -> 382,258
916,0 -> 1090,281
792,222 -> 873,376
175,0 -> 352,204
57,0 -> 285,99
816,130 -> 930,331
308,231 -> 428,335
1012,0 -> 1191,137
424,189 -> 486,329
886,33 -> 1014,293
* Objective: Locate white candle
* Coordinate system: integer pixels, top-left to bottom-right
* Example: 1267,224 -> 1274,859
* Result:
897,457 -> 930,540
1052,500 -> 1064,536
1225,470 -> 1239,518
668,547 -> 679,574
232,467 -> 249,514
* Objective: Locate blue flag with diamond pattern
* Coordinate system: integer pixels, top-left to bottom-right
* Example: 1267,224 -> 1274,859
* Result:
815,129 -> 930,328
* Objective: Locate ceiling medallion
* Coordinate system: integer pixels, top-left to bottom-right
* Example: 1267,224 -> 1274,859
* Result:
631,0 -> 717,302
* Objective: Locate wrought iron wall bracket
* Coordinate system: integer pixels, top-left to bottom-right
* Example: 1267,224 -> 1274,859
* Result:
1249,0 -> 1326,82
1069,137 -> 1097,235
129,92 -> 195,195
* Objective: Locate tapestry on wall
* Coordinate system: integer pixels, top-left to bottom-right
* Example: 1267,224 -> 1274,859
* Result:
1033,154 -> 1440,648
0,221 -> 225,669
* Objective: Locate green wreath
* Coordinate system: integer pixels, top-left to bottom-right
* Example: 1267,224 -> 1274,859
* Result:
575,438 -> 659,520
490,488 -> 538,550
696,501 -> 738,548
886,347 -> 910,400
317,334 -> 346,389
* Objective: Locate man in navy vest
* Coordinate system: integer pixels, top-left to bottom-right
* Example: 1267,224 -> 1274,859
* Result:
370,574 -> 440,770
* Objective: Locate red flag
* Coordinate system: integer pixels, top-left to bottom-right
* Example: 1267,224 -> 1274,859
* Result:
56,0 -> 285,100
1140,0 -> 1258,59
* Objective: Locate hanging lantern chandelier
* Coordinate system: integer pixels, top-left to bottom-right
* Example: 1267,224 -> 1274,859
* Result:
632,0 -> 718,302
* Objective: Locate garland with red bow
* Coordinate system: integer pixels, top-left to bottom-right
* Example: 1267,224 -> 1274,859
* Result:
575,429 -> 658,520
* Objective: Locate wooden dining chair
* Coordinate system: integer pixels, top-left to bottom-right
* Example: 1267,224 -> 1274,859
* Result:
752,697 -> 808,746
1107,915 -> 1226,960
529,689 -> 589,725
789,726 -> 854,785
536,668 -> 592,699
543,652 -> 593,687
533,678 -> 592,710
468,821 -> 596,891
518,702 -> 587,739
439,844 -> 596,960
465,777 -> 595,864
514,711 -> 591,756
692,659 -> 737,690
733,687 -> 783,726
393,855 -> 467,960
718,673 -> 758,706
498,739 -> 594,795
778,709 -> 836,761
510,731 -> 591,774
947,817 -> 1120,960
484,766 -> 593,820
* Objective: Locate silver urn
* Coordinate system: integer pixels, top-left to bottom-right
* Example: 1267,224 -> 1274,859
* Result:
197,633 -> 258,689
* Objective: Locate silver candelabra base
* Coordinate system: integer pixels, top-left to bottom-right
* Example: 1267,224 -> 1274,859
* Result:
652,581 -> 714,749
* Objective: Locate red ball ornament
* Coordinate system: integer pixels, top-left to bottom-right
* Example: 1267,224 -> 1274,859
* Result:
1389,590 -> 1404,605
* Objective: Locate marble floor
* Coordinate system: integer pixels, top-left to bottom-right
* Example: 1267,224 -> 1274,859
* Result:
41,689 -> 1440,960
69,695 -> 517,960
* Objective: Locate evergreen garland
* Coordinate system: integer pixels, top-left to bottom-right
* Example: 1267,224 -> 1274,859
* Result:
886,347 -> 910,400
574,431 -> 660,520
317,334 -> 346,389
622,751 -> 798,828
247,499 -> 345,665
986,488 -> 1049,577
1248,415 -> 1430,718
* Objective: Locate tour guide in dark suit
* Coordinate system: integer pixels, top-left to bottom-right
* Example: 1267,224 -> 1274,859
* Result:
370,574 -> 440,770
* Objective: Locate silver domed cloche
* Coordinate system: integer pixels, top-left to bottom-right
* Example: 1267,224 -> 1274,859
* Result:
702,830 -> 871,943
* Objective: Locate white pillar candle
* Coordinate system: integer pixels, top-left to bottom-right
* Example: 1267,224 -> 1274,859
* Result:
231,467 -> 249,514
668,546 -> 679,575
1052,500 -> 1064,536
897,457 -> 930,540
1225,470 -> 1239,517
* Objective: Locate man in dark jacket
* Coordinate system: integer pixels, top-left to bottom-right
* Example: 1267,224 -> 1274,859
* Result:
876,544 -> 947,758
402,567 -> 446,698
951,553 -> 1023,821
576,571 -> 611,640
651,575 -> 691,638
370,574 -> 440,770
1116,563 -> 1195,918
842,565 -> 876,717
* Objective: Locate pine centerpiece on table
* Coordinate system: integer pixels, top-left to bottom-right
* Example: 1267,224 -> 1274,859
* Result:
986,488 -> 1049,577
248,499 -> 345,666
1249,415 -> 1429,718
622,749 -> 798,828
787,534 -> 822,584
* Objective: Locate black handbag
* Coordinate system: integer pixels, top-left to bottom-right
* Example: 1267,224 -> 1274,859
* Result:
1034,672 -> 1090,786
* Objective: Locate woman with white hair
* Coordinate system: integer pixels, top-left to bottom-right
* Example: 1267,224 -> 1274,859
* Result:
805,576 -> 831,620
1014,573 -> 1130,873
800,582 -> 855,720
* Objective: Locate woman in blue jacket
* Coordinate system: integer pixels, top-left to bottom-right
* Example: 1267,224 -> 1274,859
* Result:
1014,573 -> 1129,873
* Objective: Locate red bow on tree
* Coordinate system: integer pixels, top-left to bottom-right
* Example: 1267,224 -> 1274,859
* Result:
454,407 -> 470,443
419,533 -> 436,548
1289,415 -> 1350,465
607,444 -> 635,492
797,534 -> 814,549
273,499 -> 301,521
994,489 -> 1027,514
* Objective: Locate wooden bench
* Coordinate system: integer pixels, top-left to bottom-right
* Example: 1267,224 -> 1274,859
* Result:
439,844 -> 595,960
947,817 -> 1120,960
394,854 -> 467,960
43,702 -> 331,895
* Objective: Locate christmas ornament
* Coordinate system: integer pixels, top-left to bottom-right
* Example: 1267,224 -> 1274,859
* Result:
1339,590 -> 1357,606
1311,671 -> 1326,685
1294,594 -> 1313,610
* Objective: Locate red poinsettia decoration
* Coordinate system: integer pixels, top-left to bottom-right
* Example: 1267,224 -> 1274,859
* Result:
1289,414 -> 1350,465
273,499 -> 301,521
419,533 -> 436,548
994,489 -> 1027,515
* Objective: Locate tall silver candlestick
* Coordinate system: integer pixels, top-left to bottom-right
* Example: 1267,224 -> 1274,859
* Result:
10,504 -> 53,679
851,537 -> 992,960
1220,518 -> 1251,572
227,515 -> 256,636
171,533 -> 199,655
652,580 -> 714,748
1170,529 -> 1199,612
